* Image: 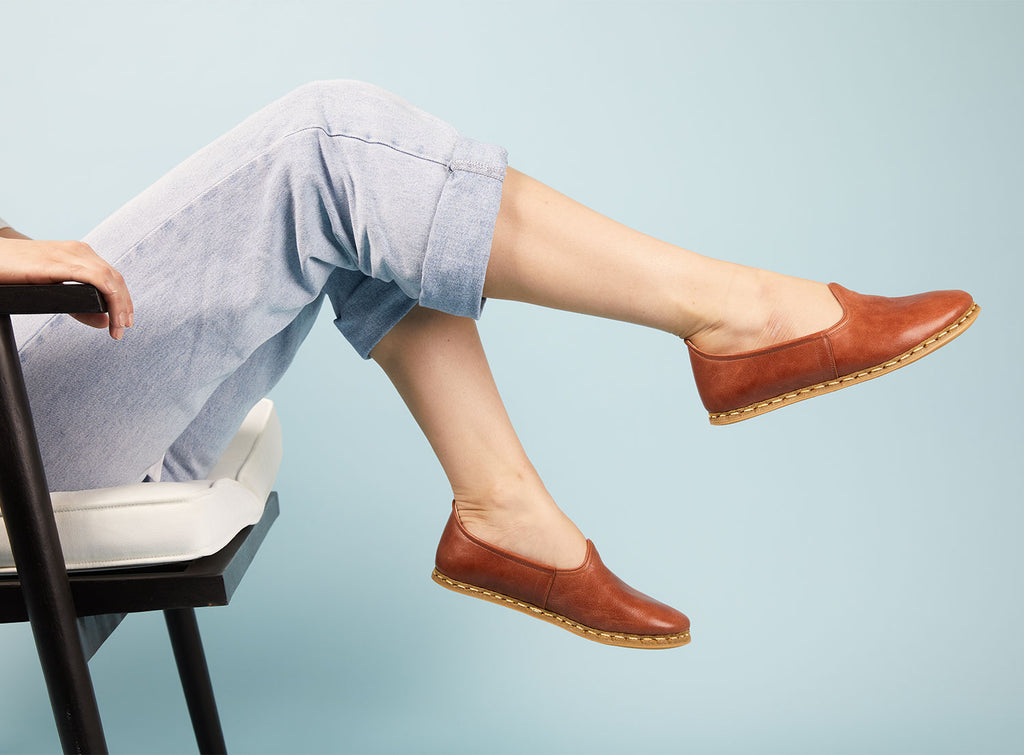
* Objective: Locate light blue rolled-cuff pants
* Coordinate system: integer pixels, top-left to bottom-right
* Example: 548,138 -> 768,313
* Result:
12,79 -> 509,490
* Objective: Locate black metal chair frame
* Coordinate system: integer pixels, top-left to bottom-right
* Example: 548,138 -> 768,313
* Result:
0,283 -> 277,754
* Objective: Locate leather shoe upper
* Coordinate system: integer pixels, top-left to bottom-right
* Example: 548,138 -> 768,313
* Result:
435,502 -> 690,637
685,283 -> 975,414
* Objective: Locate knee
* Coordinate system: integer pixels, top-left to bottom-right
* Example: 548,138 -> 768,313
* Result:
281,78 -> 394,116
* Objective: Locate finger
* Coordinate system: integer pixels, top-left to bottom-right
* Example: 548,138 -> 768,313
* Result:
71,313 -> 110,329
99,272 -> 130,340
74,266 -> 128,339
61,243 -> 134,339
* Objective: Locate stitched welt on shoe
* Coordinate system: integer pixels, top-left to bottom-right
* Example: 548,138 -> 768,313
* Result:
432,571 -> 691,645
709,302 -> 979,421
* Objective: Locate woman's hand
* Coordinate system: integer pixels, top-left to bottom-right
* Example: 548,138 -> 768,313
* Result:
0,233 -> 134,340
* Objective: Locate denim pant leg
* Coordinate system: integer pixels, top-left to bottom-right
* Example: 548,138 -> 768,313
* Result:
157,291 -> 324,483
13,79 -> 508,491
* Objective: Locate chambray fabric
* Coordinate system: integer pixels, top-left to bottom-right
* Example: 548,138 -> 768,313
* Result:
12,79 -> 508,490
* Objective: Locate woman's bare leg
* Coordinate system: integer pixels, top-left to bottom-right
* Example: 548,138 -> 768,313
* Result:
370,304 -> 587,569
485,167 -> 844,354
368,168 -> 852,568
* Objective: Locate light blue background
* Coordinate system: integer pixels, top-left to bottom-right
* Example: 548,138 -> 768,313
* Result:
1,1 -> 1021,753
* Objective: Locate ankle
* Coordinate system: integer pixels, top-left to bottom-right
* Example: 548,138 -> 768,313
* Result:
450,468 -> 588,569
679,264 -> 772,350
683,266 -> 843,355
453,465 -> 551,519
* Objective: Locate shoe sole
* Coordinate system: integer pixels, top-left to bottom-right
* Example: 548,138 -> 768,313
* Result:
431,568 -> 691,649
708,301 -> 980,426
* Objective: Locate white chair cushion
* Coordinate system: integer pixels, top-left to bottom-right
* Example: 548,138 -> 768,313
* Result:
0,398 -> 282,573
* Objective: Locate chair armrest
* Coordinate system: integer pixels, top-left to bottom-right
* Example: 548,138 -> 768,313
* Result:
0,284 -> 106,315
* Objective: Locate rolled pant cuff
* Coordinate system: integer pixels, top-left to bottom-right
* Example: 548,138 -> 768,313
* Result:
331,274 -> 419,360
418,136 -> 508,319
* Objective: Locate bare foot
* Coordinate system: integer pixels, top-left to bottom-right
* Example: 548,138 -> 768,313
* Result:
453,479 -> 588,570
686,268 -> 844,355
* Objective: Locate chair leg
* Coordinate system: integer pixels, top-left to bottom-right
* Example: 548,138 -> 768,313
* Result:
164,608 -> 227,754
0,315 -> 108,754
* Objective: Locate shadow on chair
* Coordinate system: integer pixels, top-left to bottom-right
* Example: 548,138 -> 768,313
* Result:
0,283 -> 280,754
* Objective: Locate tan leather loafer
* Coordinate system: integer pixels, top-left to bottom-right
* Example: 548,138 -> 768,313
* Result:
432,502 -> 691,649
686,283 -> 979,425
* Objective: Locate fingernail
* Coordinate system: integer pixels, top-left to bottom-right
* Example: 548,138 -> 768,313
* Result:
119,313 -> 128,328
114,328 -> 124,341
128,313 -> 134,328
